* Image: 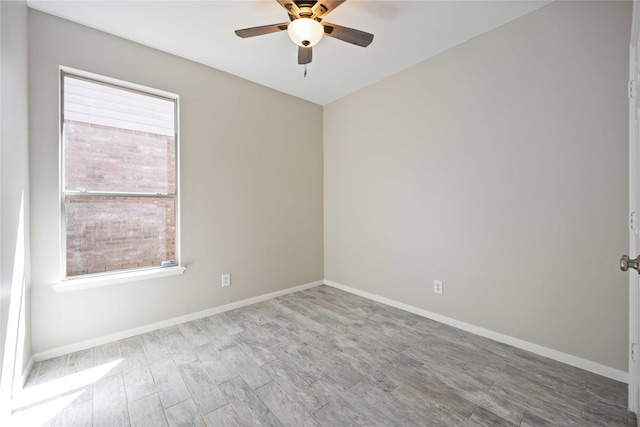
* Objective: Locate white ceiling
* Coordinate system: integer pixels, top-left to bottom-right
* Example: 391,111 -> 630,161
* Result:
26,0 -> 551,105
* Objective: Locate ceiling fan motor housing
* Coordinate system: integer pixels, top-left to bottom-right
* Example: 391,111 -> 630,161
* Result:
291,2 -> 323,19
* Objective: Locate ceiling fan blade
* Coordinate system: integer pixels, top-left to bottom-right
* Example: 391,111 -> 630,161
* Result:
322,22 -> 374,47
235,23 -> 289,38
312,1 -> 346,19
275,0 -> 301,18
298,46 -> 312,64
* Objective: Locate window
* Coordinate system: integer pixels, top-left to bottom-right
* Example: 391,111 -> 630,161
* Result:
60,69 -> 181,284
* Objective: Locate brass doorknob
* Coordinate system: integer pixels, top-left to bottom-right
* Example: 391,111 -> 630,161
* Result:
621,255 -> 640,272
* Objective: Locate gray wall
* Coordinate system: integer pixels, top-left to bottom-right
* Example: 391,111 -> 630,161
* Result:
324,1 -> 631,371
29,10 -> 324,354
1,0 -> 31,397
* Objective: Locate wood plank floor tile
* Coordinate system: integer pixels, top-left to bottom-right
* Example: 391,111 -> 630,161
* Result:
391,379 -> 477,421
54,399 -> 93,427
94,341 -> 123,378
267,343 -> 326,385
159,326 -> 198,366
92,374 -> 130,427
203,404 -> 244,427
14,285 -> 633,427
311,402 -> 360,427
225,307 -> 259,331
519,411 -> 552,426
332,349 -> 399,392
260,359 -> 328,413
140,330 -> 171,363
194,343 -> 238,385
209,312 -> 244,336
290,296 -> 358,325
347,379 -> 425,426
376,304 -> 425,327
195,317 -> 237,351
120,336 -> 145,357
318,381 -> 400,426
128,393 -> 168,427
233,332 -> 278,366
164,398 -> 205,427
582,397 -> 634,426
467,406 -> 518,426
149,358 -> 192,409
66,348 -> 95,375
240,302 -> 277,326
121,362 -> 156,404
292,346 -> 363,388
412,363 -> 527,424
219,377 -> 282,427
177,360 -> 227,415
120,338 -> 156,404
270,304 -> 329,338
586,375 -> 629,407
254,381 -> 320,427
35,355 -> 69,385
179,320 -> 211,348
221,345 -> 272,389
488,380 -> 584,424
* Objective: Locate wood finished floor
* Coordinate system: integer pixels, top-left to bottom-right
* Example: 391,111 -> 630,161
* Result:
13,285 -> 634,426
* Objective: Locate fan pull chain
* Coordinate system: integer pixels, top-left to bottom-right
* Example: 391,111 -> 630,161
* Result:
304,64 -> 307,78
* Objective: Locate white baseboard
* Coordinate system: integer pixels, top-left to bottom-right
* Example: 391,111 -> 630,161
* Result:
31,278 -> 626,383
32,280 -> 323,362
323,280 -> 628,383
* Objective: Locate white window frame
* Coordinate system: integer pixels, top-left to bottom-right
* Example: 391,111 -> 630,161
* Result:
54,67 -> 184,292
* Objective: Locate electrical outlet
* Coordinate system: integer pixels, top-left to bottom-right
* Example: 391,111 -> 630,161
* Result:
221,273 -> 231,287
433,280 -> 443,295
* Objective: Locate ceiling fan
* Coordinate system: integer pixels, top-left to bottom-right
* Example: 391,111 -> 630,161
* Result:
235,0 -> 374,68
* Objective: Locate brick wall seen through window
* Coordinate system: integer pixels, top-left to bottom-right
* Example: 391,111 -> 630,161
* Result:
62,72 -> 178,278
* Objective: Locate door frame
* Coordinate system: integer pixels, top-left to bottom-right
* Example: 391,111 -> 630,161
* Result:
629,0 -> 639,415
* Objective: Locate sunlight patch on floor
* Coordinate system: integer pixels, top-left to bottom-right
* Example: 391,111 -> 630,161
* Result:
7,391 -> 86,427
3,359 -> 122,426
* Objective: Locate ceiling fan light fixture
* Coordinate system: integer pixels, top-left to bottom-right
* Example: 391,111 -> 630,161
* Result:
287,18 -> 324,47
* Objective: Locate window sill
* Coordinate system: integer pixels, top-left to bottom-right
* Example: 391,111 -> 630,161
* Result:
53,266 -> 186,293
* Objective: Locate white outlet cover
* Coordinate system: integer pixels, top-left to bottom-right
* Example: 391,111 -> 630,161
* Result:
221,274 -> 231,287
434,280 -> 443,295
